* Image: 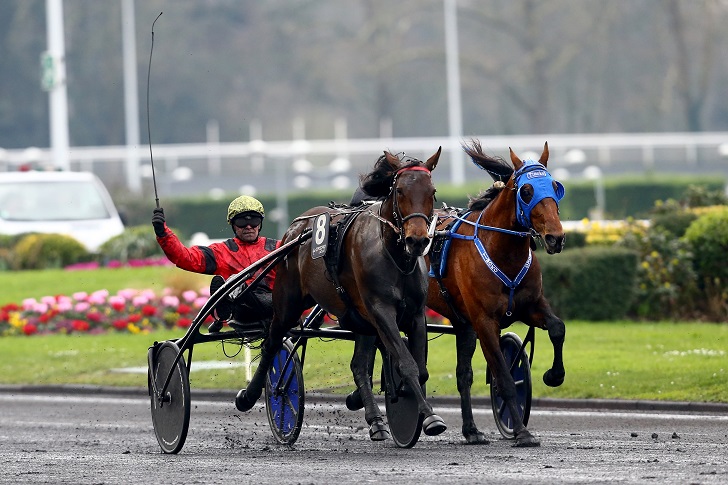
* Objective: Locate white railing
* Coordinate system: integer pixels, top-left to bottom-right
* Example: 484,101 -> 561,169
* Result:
3,131 -> 728,193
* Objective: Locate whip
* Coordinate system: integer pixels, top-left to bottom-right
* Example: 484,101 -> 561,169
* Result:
146,12 -> 163,208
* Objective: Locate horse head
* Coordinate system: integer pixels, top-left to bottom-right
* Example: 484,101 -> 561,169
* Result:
508,143 -> 565,254
362,147 -> 441,256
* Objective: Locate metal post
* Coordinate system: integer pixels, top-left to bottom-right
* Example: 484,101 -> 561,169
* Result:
122,0 -> 141,192
206,119 -> 221,176
45,0 -> 70,171
444,0 -> 464,185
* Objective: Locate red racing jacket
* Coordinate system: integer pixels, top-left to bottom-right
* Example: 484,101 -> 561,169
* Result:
156,225 -> 280,290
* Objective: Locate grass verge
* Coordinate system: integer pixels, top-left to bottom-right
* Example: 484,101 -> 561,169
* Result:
2,321 -> 726,402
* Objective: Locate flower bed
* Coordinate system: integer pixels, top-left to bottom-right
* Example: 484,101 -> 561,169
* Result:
0,287 -> 213,336
1,289 -> 450,337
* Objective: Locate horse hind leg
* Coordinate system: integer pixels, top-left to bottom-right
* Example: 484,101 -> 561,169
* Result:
350,335 -> 389,441
455,326 -> 488,444
542,314 -> 566,387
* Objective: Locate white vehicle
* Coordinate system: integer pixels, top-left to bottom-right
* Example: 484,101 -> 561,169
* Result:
0,170 -> 125,252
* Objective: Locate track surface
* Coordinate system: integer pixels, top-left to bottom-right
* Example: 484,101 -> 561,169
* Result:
1,390 -> 727,484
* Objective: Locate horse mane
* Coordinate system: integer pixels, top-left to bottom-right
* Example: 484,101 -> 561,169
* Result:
468,184 -> 505,211
359,153 -> 423,198
462,139 -> 513,211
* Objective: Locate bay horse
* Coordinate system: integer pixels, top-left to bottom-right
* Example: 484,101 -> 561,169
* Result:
425,139 -> 566,447
234,148 -> 448,441
346,140 -> 566,447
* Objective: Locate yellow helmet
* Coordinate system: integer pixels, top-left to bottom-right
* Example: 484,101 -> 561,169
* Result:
227,195 -> 265,223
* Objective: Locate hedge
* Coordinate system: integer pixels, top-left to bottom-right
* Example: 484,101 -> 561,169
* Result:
539,247 -> 638,321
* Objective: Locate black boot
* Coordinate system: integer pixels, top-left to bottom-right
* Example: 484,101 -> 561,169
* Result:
208,275 -> 231,333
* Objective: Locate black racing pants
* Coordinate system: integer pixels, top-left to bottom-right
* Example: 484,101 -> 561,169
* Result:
232,285 -> 273,324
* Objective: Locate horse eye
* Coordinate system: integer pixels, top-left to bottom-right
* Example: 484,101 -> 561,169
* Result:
519,184 -> 534,203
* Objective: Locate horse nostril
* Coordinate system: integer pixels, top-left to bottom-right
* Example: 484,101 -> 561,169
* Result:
545,234 -> 564,252
405,236 -> 427,253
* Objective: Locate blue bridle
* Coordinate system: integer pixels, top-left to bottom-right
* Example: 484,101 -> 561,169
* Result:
513,160 -> 565,229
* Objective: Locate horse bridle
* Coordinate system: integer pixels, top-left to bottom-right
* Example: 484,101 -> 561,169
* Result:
385,165 -> 435,243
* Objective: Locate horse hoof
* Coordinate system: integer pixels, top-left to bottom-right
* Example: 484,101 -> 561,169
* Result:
464,432 -> 489,445
513,431 -> 540,447
235,389 -> 256,412
423,414 -> 447,436
368,419 -> 390,441
345,390 -> 364,411
543,369 -> 565,387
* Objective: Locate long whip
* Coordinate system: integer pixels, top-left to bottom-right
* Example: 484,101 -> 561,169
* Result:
146,12 -> 163,208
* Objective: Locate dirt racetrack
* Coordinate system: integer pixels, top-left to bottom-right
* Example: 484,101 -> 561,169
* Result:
1,387 -> 727,484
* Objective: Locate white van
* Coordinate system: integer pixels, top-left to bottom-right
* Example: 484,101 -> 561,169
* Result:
0,171 -> 125,252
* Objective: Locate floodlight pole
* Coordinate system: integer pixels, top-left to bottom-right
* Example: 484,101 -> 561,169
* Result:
45,0 -> 70,171
444,0 -> 464,186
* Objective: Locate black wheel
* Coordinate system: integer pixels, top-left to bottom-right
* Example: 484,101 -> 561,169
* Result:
148,341 -> 190,454
382,347 -> 423,448
488,332 -> 532,439
265,338 -> 305,445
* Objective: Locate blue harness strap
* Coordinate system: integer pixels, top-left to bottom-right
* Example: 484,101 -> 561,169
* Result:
429,209 -> 533,316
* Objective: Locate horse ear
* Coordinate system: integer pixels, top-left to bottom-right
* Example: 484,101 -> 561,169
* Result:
425,146 -> 441,172
509,147 -> 523,171
538,142 -> 549,167
383,151 -> 401,170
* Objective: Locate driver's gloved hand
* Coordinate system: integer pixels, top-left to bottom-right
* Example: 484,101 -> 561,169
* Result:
152,208 -> 166,237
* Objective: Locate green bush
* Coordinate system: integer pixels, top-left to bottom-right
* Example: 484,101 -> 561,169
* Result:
98,225 -> 165,263
618,225 -> 698,320
539,247 -> 638,321
651,211 -> 698,238
564,231 -> 587,249
13,233 -> 91,270
0,234 -> 24,270
683,207 -> 728,320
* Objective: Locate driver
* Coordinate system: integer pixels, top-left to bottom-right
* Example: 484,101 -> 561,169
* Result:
152,195 -> 279,332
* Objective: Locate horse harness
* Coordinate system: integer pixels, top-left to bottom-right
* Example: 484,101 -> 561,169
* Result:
429,209 -> 532,326
303,165 -> 435,332
429,160 -> 564,327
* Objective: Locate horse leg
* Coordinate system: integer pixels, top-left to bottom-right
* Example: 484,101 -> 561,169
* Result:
454,325 -> 488,444
350,335 -> 389,441
235,314 -> 288,412
542,312 -> 566,387
345,337 -> 376,411
480,329 -> 540,447
378,313 -> 446,437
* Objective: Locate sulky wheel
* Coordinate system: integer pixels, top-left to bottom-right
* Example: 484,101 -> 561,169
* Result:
265,338 -> 305,445
382,344 -> 423,449
148,341 -> 191,454
488,332 -> 532,439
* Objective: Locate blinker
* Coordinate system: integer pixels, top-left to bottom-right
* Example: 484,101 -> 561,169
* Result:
514,161 -> 565,229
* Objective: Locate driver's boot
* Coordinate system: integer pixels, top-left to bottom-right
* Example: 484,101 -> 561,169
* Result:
208,275 -> 232,333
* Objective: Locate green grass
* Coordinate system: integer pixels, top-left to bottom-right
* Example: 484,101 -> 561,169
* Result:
2,267 -> 726,402
1,321 -> 726,402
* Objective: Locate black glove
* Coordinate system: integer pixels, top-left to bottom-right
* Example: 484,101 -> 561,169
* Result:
152,207 -> 167,237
